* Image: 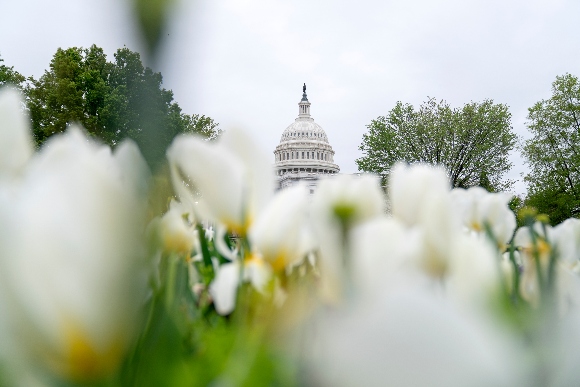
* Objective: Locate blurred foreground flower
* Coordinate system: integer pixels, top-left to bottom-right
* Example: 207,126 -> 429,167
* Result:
309,288 -> 527,387
167,128 -> 273,236
311,174 -> 385,303
0,89 -> 149,384
451,186 -> 516,250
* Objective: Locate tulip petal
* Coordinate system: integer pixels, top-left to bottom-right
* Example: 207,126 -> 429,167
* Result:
0,88 -> 33,177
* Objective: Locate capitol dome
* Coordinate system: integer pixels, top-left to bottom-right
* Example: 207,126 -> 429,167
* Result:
274,84 -> 340,191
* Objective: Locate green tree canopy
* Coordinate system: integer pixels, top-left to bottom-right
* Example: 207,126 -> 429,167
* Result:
0,55 -> 25,88
522,73 -> 580,224
357,98 -> 516,191
25,45 -> 221,167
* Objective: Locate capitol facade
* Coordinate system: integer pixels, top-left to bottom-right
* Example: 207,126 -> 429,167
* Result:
274,85 -> 340,191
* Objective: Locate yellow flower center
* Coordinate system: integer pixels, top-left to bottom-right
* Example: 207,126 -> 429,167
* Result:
270,253 -> 288,273
469,221 -> 482,232
48,321 -> 125,382
536,238 -> 551,258
162,231 -> 193,254
246,250 -> 288,273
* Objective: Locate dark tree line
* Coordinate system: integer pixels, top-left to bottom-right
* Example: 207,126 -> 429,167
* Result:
0,45 -> 220,168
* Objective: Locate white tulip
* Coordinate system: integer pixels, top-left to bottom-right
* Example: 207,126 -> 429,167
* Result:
446,234 -> 501,307
0,88 -> 33,178
310,288 -> 526,387
311,174 -> 385,302
208,255 -> 272,316
415,188 -> 458,278
167,128 -> 273,235
312,174 -> 385,227
0,121 -> 148,382
451,186 -> 515,250
249,184 -> 310,272
350,213 -> 500,307
514,222 -> 554,307
159,199 -> 197,255
552,218 -> 580,266
209,261 -> 241,316
389,162 -> 450,228
450,186 -> 488,232
387,163 -> 462,278
349,216 -> 421,295
386,163 -> 501,294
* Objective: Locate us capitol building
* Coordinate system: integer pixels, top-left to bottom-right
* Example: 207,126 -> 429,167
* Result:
274,84 -> 340,191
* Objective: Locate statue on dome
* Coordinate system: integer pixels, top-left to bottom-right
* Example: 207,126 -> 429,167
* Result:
303,83 -> 306,93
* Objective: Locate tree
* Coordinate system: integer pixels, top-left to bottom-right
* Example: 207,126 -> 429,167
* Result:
524,188 -> 575,226
357,98 -> 516,191
181,114 -> 221,141
26,46 -> 111,145
522,73 -> 580,224
0,55 -> 25,88
26,45 -> 221,167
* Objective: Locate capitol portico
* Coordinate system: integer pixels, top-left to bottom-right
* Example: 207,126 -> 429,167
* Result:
274,85 -> 340,191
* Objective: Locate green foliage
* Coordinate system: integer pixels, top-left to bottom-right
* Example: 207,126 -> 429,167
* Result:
182,114 -> 221,141
25,45 -> 221,167
356,98 -> 517,191
524,187 -> 576,226
508,195 -> 525,228
119,224 -> 297,387
0,55 -> 25,89
522,73 -> 580,224
26,46 -> 110,145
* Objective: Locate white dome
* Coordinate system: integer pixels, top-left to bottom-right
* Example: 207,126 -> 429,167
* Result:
280,117 -> 329,143
274,85 -> 340,191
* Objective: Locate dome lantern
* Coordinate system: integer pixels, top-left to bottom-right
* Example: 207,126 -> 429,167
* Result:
298,83 -> 311,117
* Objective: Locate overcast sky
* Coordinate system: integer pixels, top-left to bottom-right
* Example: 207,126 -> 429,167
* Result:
2,0 -> 580,195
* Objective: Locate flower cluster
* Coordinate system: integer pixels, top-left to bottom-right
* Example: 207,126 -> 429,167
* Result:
2,85 -> 580,386
162,128 -> 580,386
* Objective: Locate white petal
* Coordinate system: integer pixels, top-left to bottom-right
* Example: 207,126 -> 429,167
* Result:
243,258 -> 272,293
113,139 -> 150,197
209,262 -> 240,315
249,184 -> 309,269
349,216 -> 419,295
219,128 -> 274,221
389,163 -> 450,227
553,218 -> 580,265
0,88 -> 33,177
311,288 -> 526,387
0,127 -> 147,372
167,134 -> 245,230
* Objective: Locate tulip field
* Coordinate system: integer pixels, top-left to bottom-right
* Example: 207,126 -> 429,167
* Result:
2,86 -> 580,386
